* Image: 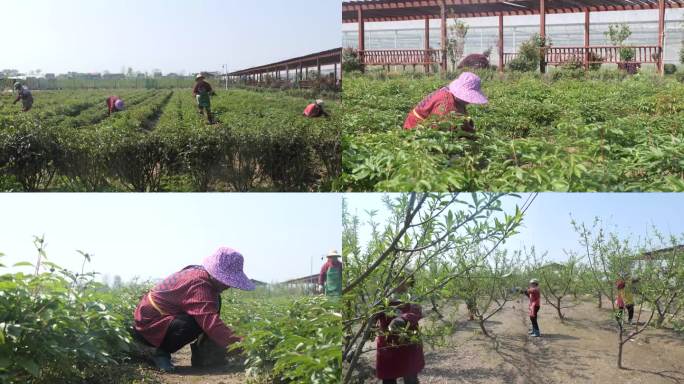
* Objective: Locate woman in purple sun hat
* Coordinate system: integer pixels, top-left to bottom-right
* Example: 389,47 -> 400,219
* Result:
106,95 -> 125,116
403,71 -> 488,136
133,247 -> 254,372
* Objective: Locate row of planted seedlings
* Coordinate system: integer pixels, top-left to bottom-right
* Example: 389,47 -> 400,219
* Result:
0,89 -> 340,192
0,90 -> 173,191
137,89 -> 340,192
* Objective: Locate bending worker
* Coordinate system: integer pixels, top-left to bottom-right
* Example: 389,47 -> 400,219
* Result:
106,95 -> 125,116
375,275 -> 424,384
403,72 -> 488,134
133,247 -> 255,372
318,249 -> 342,296
13,82 -> 34,112
304,99 -> 329,118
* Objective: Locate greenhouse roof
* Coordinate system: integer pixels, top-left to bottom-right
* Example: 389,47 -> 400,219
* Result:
228,48 -> 341,76
342,0 -> 684,22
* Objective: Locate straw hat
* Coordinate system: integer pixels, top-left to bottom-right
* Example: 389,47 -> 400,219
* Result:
326,249 -> 341,258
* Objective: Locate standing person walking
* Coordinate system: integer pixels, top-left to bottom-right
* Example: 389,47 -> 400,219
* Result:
192,74 -> 217,124
524,279 -> 542,337
318,249 -> 342,296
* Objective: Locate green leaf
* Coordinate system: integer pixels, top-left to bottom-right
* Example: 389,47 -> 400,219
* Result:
12,262 -> 33,267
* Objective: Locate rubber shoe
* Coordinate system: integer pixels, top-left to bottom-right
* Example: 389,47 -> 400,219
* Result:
151,349 -> 175,372
531,331 -> 541,337
528,329 -> 535,335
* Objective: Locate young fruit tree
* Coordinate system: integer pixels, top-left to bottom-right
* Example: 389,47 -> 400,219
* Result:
342,192 -> 534,383
452,249 -> 521,338
573,219 -> 684,369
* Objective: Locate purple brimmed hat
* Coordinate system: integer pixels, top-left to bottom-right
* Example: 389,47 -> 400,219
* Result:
448,72 -> 488,105
114,99 -> 125,111
202,247 -> 255,291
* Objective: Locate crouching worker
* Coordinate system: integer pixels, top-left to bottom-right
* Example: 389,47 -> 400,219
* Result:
106,96 -> 125,116
132,247 -> 255,372
403,72 -> 487,136
303,99 -> 329,118
13,82 -> 33,112
523,279 -> 541,337
375,275 -> 424,384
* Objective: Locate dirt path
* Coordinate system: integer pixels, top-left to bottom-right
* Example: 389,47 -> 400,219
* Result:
145,345 -> 247,384
356,298 -> 684,383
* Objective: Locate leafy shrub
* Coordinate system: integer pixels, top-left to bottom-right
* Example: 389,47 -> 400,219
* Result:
507,34 -> 545,72
342,48 -> 363,73
457,54 -> 490,69
588,51 -> 604,70
664,64 -> 677,75
0,241 -> 139,384
223,294 -> 341,383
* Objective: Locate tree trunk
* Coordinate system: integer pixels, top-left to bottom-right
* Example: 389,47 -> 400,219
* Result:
617,325 -> 624,369
478,318 -> 491,338
597,291 -> 602,308
556,297 -> 564,320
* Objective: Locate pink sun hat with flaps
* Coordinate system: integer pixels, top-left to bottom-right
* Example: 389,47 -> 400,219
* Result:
448,72 -> 488,105
202,247 -> 255,291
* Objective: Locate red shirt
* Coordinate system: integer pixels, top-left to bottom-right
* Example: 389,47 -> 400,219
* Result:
106,96 -> 121,113
192,80 -> 213,96
304,103 -> 325,117
134,266 -> 241,348
526,287 -> 541,317
404,87 -> 465,130
376,300 -> 425,379
319,258 -> 343,285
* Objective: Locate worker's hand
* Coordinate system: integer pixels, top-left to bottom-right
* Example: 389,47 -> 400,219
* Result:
226,345 -> 244,357
388,318 -> 407,333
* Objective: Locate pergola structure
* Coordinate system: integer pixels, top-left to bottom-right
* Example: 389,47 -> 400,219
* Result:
227,48 -> 341,87
342,0 -> 683,74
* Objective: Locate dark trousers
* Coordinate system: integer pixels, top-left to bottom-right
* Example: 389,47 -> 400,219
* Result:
624,304 -> 635,322
530,305 -> 540,332
382,376 -> 419,384
135,314 -> 203,354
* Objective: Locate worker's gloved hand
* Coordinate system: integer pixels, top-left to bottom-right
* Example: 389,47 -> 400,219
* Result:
388,318 -> 407,333
191,334 -> 228,368
226,345 -> 245,357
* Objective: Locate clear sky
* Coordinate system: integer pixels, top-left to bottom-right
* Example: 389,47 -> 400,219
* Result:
1,0 -> 341,75
0,193 -> 342,284
345,193 -> 684,262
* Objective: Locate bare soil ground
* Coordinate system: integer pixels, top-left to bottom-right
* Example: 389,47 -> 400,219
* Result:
142,345 -> 247,384
355,297 -> 684,384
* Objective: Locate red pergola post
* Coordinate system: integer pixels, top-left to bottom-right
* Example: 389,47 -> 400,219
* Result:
584,9 -> 590,70
657,0 -> 666,75
358,8 -> 365,72
424,17 -> 431,73
440,2 -> 447,73
498,14 -> 504,72
539,0 -> 546,73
